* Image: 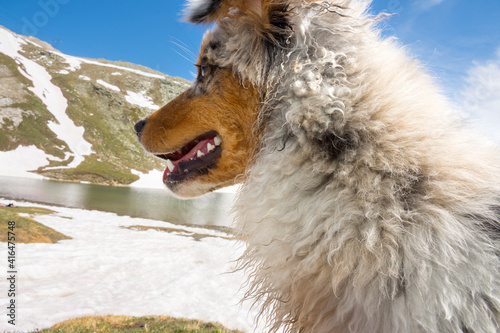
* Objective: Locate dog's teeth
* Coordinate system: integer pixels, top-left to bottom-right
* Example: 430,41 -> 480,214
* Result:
197,150 -> 204,158
207,143 -> 215,152
214,136 -> 222,146
166,159 -> 175,172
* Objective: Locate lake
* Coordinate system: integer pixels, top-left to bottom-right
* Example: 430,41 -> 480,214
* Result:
0,176 -> 236,228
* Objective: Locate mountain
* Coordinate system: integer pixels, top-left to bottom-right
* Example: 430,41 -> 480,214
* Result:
0,26 -> 190,187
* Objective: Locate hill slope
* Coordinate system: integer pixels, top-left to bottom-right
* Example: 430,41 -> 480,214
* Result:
0,26 -> 190,186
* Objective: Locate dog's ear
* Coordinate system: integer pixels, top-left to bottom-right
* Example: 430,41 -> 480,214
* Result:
184,0 -> 276,24
185,0 -> 291,48
259,1 -> 291,44
184,0 -> 227,23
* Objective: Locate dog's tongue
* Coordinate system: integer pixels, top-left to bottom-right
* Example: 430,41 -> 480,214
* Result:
163,137 -> 217,179
178,138 -> 214,163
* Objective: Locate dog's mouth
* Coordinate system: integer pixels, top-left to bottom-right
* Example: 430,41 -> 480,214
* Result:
155,131 -> 222,184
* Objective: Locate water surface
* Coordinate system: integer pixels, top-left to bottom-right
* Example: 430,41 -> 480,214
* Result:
0,176 -> 235,228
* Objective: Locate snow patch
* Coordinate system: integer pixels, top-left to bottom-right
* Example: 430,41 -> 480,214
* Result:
97,79 -> 120,92
0,199 -> 261,333
56,52 -> 83,72
57,69 -> 70,75
79,75 -> 91,81
215,184 -> 241,194
54,50 -> 166,79
172,79 -> 191,87
112,72 -> 122,76
130,169 -> 165,189
24,39 -> 43,48
0,146 -> 49,179
125,90 -> 159,110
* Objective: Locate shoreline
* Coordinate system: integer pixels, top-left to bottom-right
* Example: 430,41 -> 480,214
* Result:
0,198 -> 256,332
0,175 -> 237,230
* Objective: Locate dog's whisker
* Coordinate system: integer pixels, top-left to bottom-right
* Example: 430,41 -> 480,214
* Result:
170,38 -> 197,60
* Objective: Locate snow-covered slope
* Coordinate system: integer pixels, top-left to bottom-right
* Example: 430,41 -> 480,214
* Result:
0,28 -> 93,171
0,26 -> 190,186
0,199 -> 261,332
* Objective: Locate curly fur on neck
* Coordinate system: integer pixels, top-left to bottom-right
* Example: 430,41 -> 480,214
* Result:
224,1 -> 500,332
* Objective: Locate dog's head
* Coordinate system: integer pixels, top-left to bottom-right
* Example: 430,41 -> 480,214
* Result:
135,0 -> 292,198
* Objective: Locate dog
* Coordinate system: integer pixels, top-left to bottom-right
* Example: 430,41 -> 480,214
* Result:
134,0 -> 500,332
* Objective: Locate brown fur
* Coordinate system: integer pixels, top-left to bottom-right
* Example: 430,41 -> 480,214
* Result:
138,38 -> 260,196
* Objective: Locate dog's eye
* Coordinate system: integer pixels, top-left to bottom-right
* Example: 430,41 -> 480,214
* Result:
196,64 -> 209,78
201,65 -> 208,77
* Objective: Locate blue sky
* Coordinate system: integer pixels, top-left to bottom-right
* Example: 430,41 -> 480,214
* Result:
0,0 -> 496,86
0,0 -> 207,79
372,0 -> 500,97
0,0 -> 499,138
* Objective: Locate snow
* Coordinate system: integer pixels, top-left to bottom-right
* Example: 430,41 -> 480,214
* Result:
216,185 -> 241,194
112,72 -> 122,76
0,199 -> 261,333
57,69 -> 70,75
0,145 -> 49,179
54,50 -> 167,80
79,75 -> 91,81
130,169 -> 165,189
54,51 -> 82,72
172,79 -> 191,87
96,79 -> 121,92
0,27 -> 93,170
24,39 -> 43,49
130,169 -> 242,194
125,90 -> 160,110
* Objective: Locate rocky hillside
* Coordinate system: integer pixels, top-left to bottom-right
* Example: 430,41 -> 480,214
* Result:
0,26 -> 190,186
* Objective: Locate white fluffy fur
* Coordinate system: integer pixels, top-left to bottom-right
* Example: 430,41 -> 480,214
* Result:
184,0 -> 500,331
221,1 -> 500,332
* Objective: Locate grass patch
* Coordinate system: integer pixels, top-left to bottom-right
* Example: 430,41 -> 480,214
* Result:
43,158 -> 140,185
37,315 -> 243,333
0,206 -> 71,243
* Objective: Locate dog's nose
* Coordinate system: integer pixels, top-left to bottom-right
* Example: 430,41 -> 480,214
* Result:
134,119 -> 147,136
